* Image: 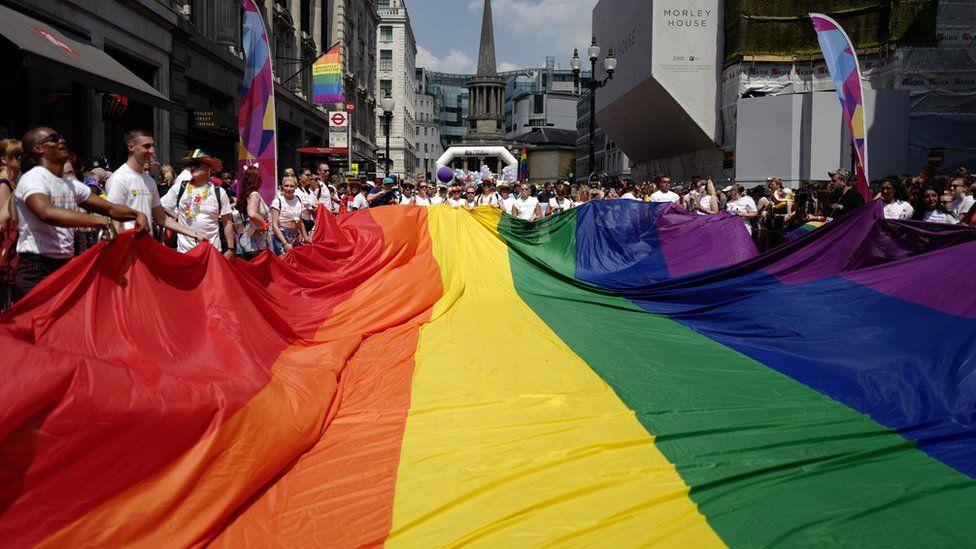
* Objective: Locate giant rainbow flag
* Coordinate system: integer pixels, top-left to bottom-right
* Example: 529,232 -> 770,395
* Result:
1,202 -> 976,545
238,0 -> 277,202
811,13 -> 871,201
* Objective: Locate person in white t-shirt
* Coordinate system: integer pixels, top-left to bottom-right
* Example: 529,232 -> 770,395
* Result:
430,183 -> 448,205
948,176 -> 974,218
912,187 -> 959,225
160,150 -> 235,258
270,175 -> 311,252
13,127 -> 148,300
547,183 -> 575,215
106,130 -> 203,243
512,183 -> 541,221
649,176 -> 680,203
694,179 -> 720,215
620,180 -> 640,201
878,177 -> 913,220
446,186 -> 466,208
411,183 -> 433,206
475,179 -> 501,208
497,182 -> 516,213
315,163 -> 337,213
399,182 -> 416,205
724,184 -> 758,235
350,181 -> 371,211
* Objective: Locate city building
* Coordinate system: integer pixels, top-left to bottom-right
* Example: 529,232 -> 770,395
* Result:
374,0 -> 416,180
575,89 -> 631,184
425,64 -> 586,154
425,71 -> 469,150
321,0 -> 381,176
591,0 -> 975,185
414,67 -> 442,182
0,0 -> 378,177
505,57 -> 581,137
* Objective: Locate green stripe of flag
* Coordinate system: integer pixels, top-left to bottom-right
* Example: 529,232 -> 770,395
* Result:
497,211 -> 976,546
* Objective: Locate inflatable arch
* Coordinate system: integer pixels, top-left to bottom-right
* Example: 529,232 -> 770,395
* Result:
435,146 -> 519,173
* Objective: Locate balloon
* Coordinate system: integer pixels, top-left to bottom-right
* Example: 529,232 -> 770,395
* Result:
437,166 -> 454,183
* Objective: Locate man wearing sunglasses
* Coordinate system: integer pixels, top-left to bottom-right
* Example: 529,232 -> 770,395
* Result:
12,127 -> 148,301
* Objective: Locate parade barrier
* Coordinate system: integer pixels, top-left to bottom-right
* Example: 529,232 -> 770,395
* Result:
1,201 -> 975,545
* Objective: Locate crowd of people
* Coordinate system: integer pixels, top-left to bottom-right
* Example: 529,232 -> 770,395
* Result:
1,125 -> 974,310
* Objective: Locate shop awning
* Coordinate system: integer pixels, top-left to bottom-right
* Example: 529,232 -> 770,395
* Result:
0,5 -> 173,110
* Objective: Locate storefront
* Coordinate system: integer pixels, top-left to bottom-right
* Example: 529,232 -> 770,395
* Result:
0,3 -> 172,166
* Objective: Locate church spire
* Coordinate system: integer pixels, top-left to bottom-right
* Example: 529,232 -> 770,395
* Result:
476,0 -> 497,76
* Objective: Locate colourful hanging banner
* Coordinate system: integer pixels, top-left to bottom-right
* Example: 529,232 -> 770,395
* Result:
518,146 -> 528,181
238,0 -> 278,203
810,13 -> 871,201
312,43 -> 343,105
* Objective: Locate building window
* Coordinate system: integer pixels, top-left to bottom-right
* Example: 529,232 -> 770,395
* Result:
380,79 -> 392,97
380,49 -> 393,71
534,94 -> 544,114
300,0 -> 311,33
380,25 -> 393,43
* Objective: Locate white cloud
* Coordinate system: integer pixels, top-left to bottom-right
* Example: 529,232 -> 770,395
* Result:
498,61 -> 520,72
416,44 -> 476,73
468,0 -> 597,64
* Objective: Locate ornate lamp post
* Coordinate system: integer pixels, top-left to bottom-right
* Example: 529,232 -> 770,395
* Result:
571,38 -> 617,176
380,91 -> 396,177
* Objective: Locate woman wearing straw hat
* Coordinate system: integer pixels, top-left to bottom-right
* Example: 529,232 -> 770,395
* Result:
160,149 -> 235,259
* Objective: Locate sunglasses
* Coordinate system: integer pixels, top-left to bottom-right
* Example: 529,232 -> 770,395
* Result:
187,161 -> 206,169
41,133 -> 65,145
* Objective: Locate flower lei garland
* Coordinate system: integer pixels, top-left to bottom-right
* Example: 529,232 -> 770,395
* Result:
181,183 -> 212,220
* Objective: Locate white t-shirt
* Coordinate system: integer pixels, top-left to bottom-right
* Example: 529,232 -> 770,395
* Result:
620,192 -> 639,201
15,166 -> 92,258
105,163 -> 161,231
412,195 -> 432,206
726,195 -> 758,235
430,195 -> 445,205
883,200 -> 914,220
293,187 -> 315,220
950,195 -> 974,218
271,195 -> 305,223
921,209 -> 959,225
316,186 -> 336,213
350,193 -> 370,211
476,193 -> 500,207
500,195 -> 516,213
549,196 -> 574,212
650,190 -> 680,203
447,197 -> 466,208
513,196 -> 540,220
697,195 -> 715,215
160,182 -> 231,253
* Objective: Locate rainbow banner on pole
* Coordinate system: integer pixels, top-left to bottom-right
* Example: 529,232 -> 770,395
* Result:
238,0 -> 277,203
518,146 -> 528,181
312,43 -> 343,105
811,13 -> 871,201
2,202 -> 976,545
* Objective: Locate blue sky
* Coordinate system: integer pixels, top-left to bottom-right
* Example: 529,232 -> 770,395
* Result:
408,0 -> 599,73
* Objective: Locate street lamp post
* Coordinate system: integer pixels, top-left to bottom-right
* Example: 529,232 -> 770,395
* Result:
380,91 -> 396,177
571,38 -> 617,177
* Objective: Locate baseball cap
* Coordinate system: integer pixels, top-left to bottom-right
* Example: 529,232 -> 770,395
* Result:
721,185 -> 733,192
